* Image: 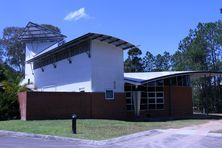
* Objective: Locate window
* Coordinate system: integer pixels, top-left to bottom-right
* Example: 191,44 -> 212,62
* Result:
156,80 -> 164,86
124,81 -> 164,111
157,93 -> 163,97
148,87 -> 155,91
125,92 -> 131,97
172,77 -> 177,85
105,90 -> 114,100
164,78 -> 170,86
148,93 -> 155,97
33,41 -> 90,69
125,84 -> 134,111
146,80 -> 164,110
177,76 -> 183,86
165,75 -> 190,86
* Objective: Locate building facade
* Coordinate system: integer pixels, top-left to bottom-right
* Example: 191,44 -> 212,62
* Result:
18,22 -> 221,120
21,22 -> 134,94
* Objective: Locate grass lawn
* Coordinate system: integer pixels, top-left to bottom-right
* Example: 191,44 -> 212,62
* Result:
0,119 -> 209,140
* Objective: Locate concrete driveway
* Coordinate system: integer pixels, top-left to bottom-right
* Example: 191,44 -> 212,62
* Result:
0,120 -> 222,148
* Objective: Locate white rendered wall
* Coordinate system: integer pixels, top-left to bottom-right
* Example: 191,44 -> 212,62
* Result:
34,53 -> 92,92
23,41 -> 58,85
26,41 -> 58,61
91,40 -> 124,92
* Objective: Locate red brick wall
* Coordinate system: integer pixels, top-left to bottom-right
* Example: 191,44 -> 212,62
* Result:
91,93 -> 126,119
18,86 -> 193,120
171,86 -> 193,116
18,92 -> 126,120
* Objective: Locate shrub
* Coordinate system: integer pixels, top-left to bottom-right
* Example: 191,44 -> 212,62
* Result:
0,64 -> 26,120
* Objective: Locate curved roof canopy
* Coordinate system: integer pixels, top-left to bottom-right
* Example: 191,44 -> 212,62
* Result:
124,71 -> 222,85
27,32 -> 136,63
86,33 -> 136,50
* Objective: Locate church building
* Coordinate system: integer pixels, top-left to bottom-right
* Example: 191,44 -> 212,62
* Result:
18,22 -> 221,120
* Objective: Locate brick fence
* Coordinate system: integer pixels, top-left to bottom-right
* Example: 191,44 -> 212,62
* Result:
18,92 -> 126,120
18,86 -> 193,120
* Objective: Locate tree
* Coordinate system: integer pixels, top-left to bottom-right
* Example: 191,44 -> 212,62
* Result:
124,48 -> 143,72
173,21 -> 222,71
154,51 -> 172,71
0,27 -> 25,73
154,54 -> 164,71
142,51 -> 172,72
172,20 -> 222,113
162,51 -> 172,70
0,24 -> 62,74
171,51 -> 184,70
173,31 -> 208,71
0,63 -> 27,120
143,51 -> 155,72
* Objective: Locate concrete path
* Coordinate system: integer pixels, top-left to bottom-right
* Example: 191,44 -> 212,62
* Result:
110,120 -> 222,148
0,120 -> 222,148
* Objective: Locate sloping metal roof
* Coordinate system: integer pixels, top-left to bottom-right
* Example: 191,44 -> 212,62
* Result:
19,22 -> 66,42
27,33 -> 136,63
124,71 -> 222,85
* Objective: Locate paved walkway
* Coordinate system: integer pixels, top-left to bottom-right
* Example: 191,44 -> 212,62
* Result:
110,120 -> 222,148
0,120 -> 222,148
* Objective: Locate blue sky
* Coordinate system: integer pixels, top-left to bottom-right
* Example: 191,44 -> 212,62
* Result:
0,0 -> 221,56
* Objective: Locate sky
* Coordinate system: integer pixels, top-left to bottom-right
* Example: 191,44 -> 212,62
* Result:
0,0 -> 221,57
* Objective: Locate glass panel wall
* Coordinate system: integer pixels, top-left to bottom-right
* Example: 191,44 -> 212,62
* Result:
125,83 -> 134,111
124,75 -> 190,112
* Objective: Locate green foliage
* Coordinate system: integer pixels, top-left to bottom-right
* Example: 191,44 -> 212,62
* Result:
0,64 -> 26,120
154,51 -> 172,71
124,48 -> 143,72
0,24 -> 62,74
173,21 -> 222,71
143,51 -> 155,71
142,51 -> 172,72
172,20 -> 222,113
0,27 -> 25,73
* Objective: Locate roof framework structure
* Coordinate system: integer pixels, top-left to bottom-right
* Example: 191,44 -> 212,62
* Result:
88,33 -> 136,50
19,22 -> 66,42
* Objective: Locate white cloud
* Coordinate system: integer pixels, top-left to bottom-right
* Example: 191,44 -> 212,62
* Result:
64,8 -> 90,21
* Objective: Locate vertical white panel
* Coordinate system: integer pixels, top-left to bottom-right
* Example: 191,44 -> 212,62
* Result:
91,40 -> 124,92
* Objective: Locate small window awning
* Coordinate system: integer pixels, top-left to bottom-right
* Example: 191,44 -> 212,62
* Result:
124,71 -> 222,85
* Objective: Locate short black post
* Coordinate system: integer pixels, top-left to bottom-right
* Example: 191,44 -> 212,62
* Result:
72,114 -> 77,134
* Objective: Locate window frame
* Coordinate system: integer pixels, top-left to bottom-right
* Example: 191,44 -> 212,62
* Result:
105,90 -> 114,100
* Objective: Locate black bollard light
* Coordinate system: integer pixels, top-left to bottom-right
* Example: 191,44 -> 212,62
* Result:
72,114 -> 77,134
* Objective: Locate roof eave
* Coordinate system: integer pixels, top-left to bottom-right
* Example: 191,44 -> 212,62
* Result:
124,71 -> 222,86
27,33 -> 136,63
